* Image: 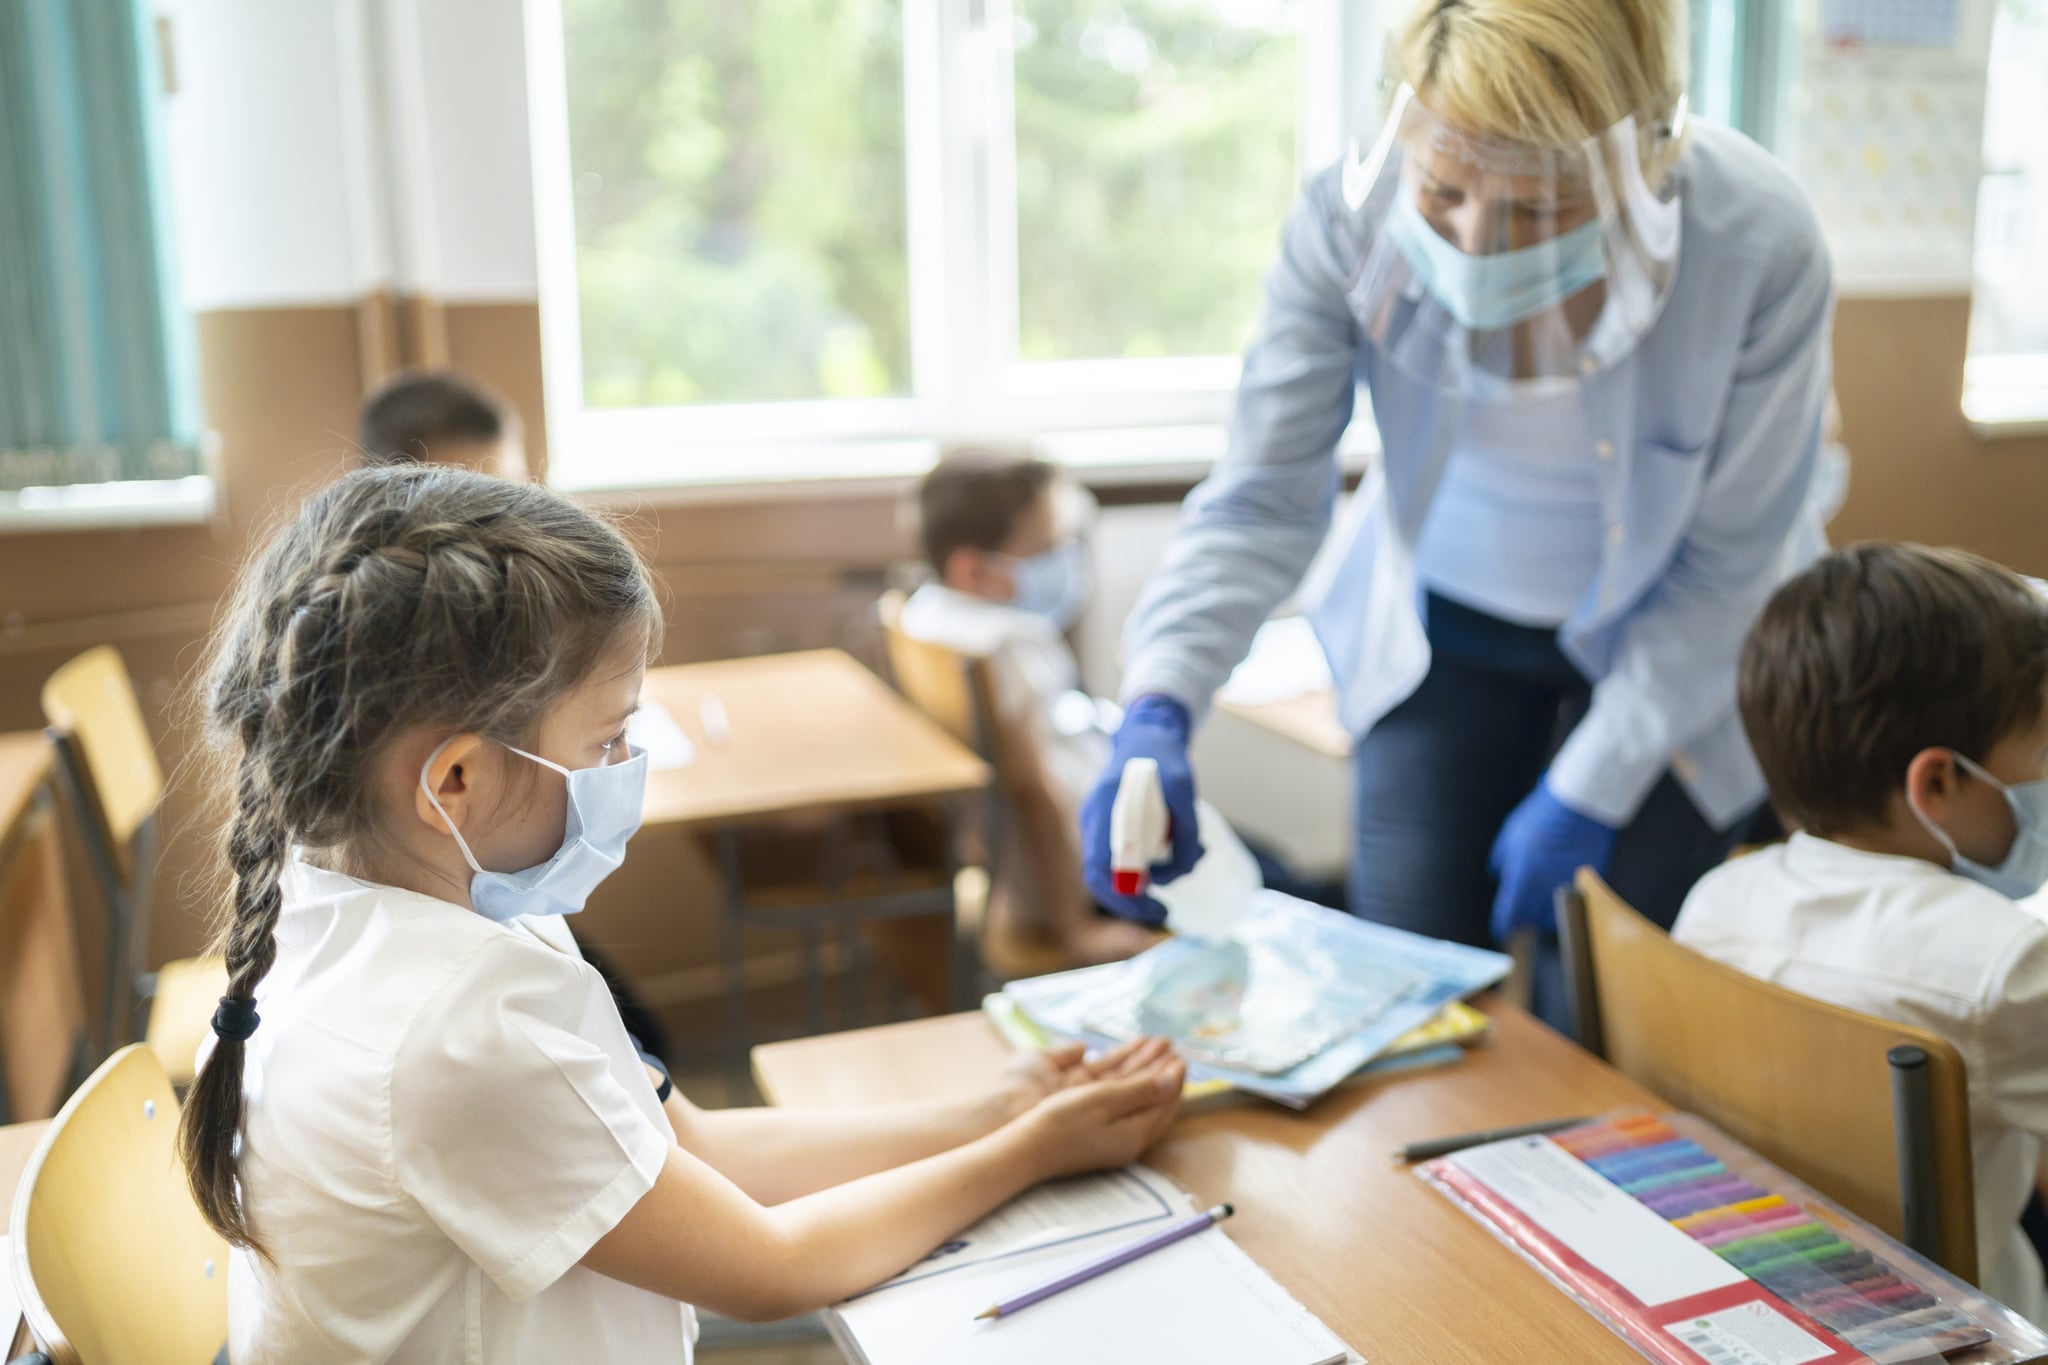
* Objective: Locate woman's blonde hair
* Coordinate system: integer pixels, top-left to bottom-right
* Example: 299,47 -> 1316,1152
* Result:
1393,0 -> 1687,153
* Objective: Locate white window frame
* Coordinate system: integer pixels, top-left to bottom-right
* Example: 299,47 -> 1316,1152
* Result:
1962,2 -> 2048,439
526,0 -> 1387,492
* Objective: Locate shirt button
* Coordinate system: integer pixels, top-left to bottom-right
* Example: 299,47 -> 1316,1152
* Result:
1595,439 -> 1615,460
1579,355 -> 1599,376
1608,523 -> 1625,545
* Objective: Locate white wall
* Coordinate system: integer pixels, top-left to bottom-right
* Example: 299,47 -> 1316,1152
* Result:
158,0 -> 538,311
410,0 -> 539,300
161,0 -> 365,309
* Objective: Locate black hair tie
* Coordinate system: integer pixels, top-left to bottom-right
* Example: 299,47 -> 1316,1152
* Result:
212,995 -> 261,1042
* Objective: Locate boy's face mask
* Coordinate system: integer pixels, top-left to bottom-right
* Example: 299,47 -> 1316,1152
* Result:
1909,750 -> 2048,901
421,739 -> 648,921
1006,539 -> 1090,630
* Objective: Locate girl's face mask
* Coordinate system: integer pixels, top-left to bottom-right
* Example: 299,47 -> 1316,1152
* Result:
421,739 -> 648,921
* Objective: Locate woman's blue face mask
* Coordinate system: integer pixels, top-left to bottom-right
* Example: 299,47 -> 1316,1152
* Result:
1386,187 -> 1608,332
421,739 -> 648,921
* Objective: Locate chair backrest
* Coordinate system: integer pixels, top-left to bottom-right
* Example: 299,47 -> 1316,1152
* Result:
875,591 -> 1008,770
42,647 -> 166,1054
1561,869 -> 1978,1283
10,1045 -> 228,1365
40,647 -> 163,885
0,791 -> 89,1123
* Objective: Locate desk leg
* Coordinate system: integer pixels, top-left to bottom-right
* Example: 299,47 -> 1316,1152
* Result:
941,799 -> 970,1012
799,921 -> 825,1038
716,829 -> 751,1084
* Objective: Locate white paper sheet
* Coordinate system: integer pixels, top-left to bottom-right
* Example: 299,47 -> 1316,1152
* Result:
831,1200 -> 1355,1365
627,701 -> 696,770
855,1167 -> 1188,1296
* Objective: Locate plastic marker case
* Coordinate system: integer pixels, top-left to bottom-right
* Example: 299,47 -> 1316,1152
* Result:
1420,1112 -> 2048,1365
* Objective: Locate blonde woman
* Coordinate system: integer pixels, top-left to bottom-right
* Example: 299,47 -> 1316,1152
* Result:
1081,0 -> 1831,1028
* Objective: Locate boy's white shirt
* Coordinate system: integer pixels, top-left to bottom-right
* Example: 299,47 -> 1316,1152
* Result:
211,858 -> 695,1364
899,583 -> 1108,819
1674,833 -> 2048,1325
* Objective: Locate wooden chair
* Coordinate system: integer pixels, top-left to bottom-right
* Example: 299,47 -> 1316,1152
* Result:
1558,868 -> 1978,1283
8,1044 -> 227,1365
0,749 -> 89,1126
875,592 -> 1073,981
41,647 -> 224,1082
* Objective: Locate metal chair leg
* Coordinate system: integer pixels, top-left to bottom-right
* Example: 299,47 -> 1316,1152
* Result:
1889,1044 -> 1944,1268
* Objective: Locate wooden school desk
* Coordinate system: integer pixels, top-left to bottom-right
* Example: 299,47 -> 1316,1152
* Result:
754,998 -> 1671,1364
1212,687 -> 1351,760
640,651 -> 991,1056
1200,685 -> 1352,882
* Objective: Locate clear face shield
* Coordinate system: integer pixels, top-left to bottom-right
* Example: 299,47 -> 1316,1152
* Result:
1341,84 -> 1687,397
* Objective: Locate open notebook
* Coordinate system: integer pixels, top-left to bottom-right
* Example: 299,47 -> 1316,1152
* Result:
826,1167 -> 1358,1365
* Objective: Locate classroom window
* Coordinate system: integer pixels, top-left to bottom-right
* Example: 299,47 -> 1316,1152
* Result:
0,0 -> 206,515
531,1 -> 1764,485
1010,1 -> 1299,364
1965,0 -> 2048,429
560,0 -> 910,408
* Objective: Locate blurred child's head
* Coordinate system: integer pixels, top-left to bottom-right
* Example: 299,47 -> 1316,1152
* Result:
358,370 -> 528,480
917,446 -> 1089,626
1740,542 -> 2048,892
182,465 -> 658,1249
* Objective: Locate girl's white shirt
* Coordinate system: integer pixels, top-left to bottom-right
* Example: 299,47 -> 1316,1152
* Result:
209,857 -> 695,1363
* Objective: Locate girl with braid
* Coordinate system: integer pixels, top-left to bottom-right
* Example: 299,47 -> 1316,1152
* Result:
183,466 -> 1183,1363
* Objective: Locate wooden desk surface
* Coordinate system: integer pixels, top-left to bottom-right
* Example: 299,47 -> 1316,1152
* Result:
1213,688 -> 1351,759
0,733 -> 51,847
639,650 -> 991,829
754,1001 -> 1667,1364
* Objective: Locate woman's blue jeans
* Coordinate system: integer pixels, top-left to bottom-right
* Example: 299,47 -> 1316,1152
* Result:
1348,593 -> 1759,1034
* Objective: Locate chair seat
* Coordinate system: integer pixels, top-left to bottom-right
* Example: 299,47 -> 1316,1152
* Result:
144,956 -> 227,1087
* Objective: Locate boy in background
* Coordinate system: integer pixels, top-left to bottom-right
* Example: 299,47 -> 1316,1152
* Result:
358,369 -> 529,480
902,448 -> 1159,965
1674,542 -> 2048,1323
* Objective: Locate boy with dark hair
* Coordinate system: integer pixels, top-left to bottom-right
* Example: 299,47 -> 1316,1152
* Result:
902,447 -> 1162,965
1675,541 -> 2048,1323
358,369 -> 527,480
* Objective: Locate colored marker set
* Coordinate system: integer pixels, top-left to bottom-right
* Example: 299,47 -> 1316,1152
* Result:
1421,1112 -> 2048,1365
1554,1116 -> 1988,1359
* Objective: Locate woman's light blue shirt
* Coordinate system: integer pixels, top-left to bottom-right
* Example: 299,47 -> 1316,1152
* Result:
1414,385 -> 1604,627
1120,121 -> 1835,830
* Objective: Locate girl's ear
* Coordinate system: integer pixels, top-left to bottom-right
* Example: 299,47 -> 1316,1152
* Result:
415,734 -> 486,835
1904,746 -> 1959,823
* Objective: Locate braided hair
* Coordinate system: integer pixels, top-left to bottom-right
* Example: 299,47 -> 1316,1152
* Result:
180,465 -> 660,1251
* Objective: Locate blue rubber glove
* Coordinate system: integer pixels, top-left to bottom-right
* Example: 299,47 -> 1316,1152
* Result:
1080,695 -> 1204,925
1488,777 -> 1619,941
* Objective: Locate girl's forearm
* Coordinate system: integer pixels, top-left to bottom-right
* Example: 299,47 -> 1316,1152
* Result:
671,1092 -> 1014,1204
589,1119 -> 1050,1322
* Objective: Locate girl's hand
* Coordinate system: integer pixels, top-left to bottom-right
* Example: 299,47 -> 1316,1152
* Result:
991,1037 -> 1171,1123
1013,1046 -> 1185,1181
